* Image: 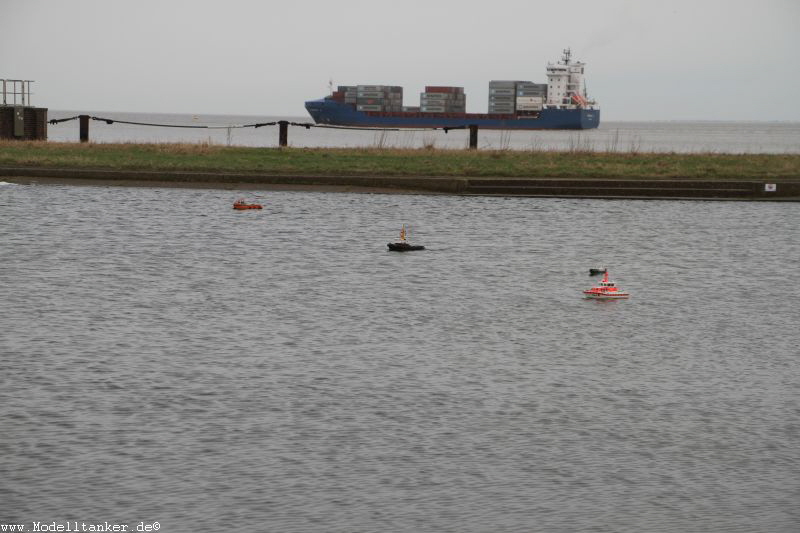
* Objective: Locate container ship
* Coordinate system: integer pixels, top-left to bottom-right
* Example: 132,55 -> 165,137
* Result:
304,49 -> 599,130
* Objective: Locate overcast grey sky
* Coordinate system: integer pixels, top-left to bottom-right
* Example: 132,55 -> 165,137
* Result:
2,0 -> 799,121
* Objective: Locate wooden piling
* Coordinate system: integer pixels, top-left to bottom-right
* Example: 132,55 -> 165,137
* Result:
278,120 -> 289,147
469,124 -> 478,149
79,115 -> 90,143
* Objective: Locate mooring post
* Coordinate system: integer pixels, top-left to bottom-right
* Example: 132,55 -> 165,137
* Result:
79,114 -> 90,142
278,120 -> 289,147
469,124 -> 478,149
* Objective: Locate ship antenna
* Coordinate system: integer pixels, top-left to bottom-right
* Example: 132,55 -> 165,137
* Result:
562,47 -> 571,64
328,78 -> 334,95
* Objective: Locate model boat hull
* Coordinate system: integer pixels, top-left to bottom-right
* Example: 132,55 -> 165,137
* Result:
583,292 -> 630,299
387,242 -> 425,252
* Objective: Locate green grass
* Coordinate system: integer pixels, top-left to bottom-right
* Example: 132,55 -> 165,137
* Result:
1,140 -> 799,180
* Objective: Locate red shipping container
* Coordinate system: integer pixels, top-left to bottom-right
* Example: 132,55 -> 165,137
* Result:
424,86 -> 463,94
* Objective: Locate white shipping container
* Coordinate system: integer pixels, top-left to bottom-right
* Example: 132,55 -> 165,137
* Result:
357,105 -> 383,111
516,96 -> 543,104
357,91 -> 387,98
420,100 -> 459,107
422,96 -> 466,103
516,104 -> 542,111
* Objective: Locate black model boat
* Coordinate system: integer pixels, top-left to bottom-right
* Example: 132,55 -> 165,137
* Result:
388,224 -> 424,252
388,242 -> 425,252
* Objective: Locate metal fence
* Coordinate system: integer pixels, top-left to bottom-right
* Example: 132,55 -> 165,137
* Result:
1,79 -> 34,106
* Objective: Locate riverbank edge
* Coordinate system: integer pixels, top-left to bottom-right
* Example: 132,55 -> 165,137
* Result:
2,166 -> 799,200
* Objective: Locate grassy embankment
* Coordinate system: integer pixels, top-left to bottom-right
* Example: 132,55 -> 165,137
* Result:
1,140 -> 799,180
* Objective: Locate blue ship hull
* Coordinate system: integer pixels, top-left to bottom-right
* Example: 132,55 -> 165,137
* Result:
305,98 -> 599,130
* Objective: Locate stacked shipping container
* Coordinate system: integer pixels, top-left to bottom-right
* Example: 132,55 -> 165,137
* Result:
330,80 -> 547,114
331,85 -> 403,112
488,81 -> 516,114
516,82 -> 546,112
488,80 -> 548,114
420,86 -> 465,113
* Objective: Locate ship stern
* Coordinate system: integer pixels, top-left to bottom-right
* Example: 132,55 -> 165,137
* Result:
581,108 -> 600,129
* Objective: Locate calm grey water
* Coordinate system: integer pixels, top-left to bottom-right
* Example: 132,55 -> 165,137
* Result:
46,111 -> 800,153
1,182 -> 799,532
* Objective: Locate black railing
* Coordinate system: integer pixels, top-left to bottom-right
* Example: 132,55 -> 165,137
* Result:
48,115 -> 482,148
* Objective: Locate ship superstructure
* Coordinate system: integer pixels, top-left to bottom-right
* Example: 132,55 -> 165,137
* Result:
546,48 -> 592,109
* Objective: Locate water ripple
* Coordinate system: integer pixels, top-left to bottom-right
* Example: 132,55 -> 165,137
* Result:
1,183 -> 798,532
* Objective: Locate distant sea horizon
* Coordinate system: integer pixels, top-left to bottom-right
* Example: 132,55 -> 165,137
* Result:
44,110 -> 800,154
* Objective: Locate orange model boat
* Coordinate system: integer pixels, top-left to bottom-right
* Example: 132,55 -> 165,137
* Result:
233,199 -> 263,210
583,270 -> 630,299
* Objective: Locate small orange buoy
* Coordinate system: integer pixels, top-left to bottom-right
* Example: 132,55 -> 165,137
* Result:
233,199 -> 262,210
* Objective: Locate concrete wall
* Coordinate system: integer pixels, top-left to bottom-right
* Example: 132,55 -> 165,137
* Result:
1,166 -> 799,200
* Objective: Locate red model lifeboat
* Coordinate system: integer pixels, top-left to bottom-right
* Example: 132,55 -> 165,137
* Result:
233,199 -> 262,210
583,270 -> 630,299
